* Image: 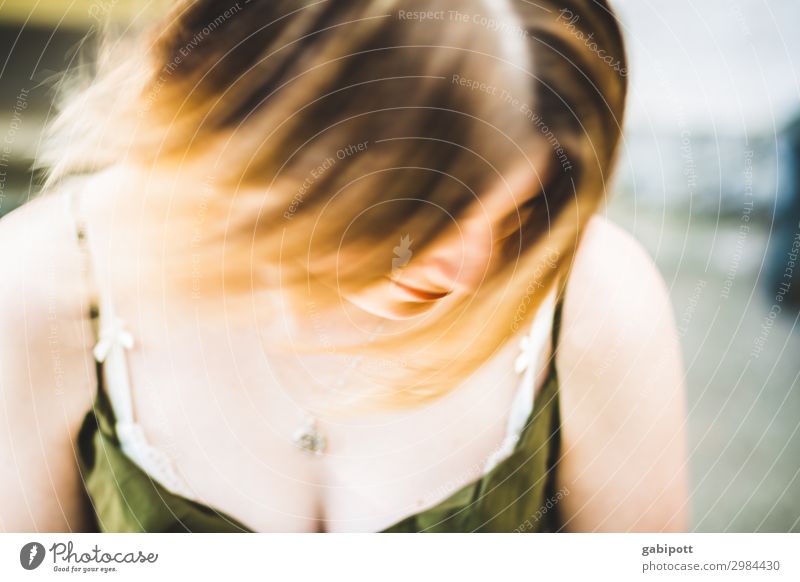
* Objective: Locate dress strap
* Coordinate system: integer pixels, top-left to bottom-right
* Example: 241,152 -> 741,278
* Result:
63,187 -> 136,426
548,292 -> 564,374
548,261 -> 572,372
481,286 -> 558,475
63,187 -> 197,500
63,186 -> 101,340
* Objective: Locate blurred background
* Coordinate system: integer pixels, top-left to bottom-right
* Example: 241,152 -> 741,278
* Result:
0,0 -> 798,531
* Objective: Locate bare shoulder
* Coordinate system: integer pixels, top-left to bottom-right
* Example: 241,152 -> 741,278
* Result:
557,215 -> 678,377
553,215 -> 688,532
0,190 -> 93,359
0,189 -> 97,531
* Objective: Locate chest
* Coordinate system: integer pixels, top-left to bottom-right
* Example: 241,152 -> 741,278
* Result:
120,322 -> 543,532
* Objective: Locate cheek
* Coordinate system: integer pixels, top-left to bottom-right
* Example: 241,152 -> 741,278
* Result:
451,218 -> 497,290
341,217 -> 503,316
397,218 -> 497,295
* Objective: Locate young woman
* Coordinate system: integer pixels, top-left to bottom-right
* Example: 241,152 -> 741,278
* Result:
0,0 -> 687,532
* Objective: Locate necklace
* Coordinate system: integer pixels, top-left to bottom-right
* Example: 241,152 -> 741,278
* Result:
289,321 -> 385,455
292,415 -> 328,455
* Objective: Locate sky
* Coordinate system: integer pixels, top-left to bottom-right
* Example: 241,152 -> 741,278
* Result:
612,0 -> 800,136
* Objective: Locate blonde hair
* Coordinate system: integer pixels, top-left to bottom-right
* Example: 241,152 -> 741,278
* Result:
40,0 -> 627,408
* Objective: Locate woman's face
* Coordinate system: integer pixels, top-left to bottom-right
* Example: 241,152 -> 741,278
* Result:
341,165 -> 544,320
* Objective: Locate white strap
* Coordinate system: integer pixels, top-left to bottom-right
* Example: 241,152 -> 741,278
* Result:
70,188 -> 197,500
482,288 -> 557,475
93,291 -> 137,426
64,185 -> 137,426
92,281 -> 198,499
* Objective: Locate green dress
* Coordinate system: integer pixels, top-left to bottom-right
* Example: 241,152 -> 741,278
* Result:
76,301 -> 565,533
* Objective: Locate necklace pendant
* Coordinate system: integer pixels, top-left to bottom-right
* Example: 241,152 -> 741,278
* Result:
292,416 -> 327,455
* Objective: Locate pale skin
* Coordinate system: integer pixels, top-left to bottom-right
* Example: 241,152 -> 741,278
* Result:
0,166 -> 689,532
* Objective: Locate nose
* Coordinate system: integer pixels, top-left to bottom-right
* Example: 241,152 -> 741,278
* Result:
416,214 -> 494,294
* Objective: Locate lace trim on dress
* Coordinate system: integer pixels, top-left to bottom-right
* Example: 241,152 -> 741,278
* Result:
481,289 -> 557,474
92,292 -> 197,500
